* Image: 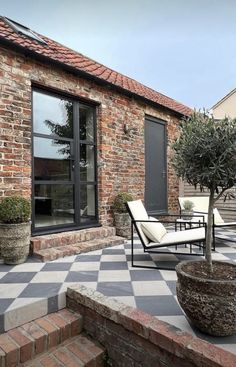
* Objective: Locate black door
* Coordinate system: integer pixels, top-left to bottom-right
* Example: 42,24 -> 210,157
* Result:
145,116 -> 167,214
32,89 -> 98,234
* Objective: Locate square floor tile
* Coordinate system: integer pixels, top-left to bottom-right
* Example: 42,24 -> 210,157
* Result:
100,255 -> 127,262
130,270 -> 163,281
224,253 -> 236,260
126,254 -> 153,262
0,299 -> 14,313
41,263 -> 72,271
98,270 -> 131,282
0,272 -> 7,280
19,283 -> 62,298
6,297 -> 44,310
100,261 -> 128,270
132,281 -> 172,296
166,281 -> 177,295
135,295 -> 183,316
9,263 -> 45,272
159,270 -> 178,281
102,249 -> 125,255
97,282 -> 133,296
65,271 -> 98,282
52,255 -> 77,263
30,271 -> 68,283
70,262 -> 100,271
75,255 -> 101,262
0,272 -> 37,284
0,284 -> 28,298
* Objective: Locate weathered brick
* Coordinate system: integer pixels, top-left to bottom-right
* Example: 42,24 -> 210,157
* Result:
0,44 -> 180,223
35,318 -> 60,349
8,327 -> 34,363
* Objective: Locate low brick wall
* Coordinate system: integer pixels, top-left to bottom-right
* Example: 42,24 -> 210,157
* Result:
66,284 -> 236,367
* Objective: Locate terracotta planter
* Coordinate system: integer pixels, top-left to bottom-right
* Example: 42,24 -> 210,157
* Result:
114,212 -> 131,239
0,222 -> 30,265
176,260 -> 236,336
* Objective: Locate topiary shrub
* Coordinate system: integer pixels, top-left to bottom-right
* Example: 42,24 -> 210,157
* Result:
0,197 -> 31,224
113,192 -> 133,213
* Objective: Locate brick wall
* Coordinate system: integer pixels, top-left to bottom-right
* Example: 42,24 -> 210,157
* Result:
67,284 -> 236,367
0,45 -> 181,227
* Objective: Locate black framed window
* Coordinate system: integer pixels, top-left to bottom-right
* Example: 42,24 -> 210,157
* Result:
32,89 -> 98,234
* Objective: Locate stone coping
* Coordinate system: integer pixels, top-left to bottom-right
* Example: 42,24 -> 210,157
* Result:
67,284 -> 236,367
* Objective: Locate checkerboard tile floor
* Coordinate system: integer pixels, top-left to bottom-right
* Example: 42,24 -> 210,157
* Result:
0,229 -> 235,354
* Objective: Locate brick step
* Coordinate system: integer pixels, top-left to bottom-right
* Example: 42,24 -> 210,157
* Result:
0,309 -> 83,366
33,236 -> 125,262
31,226 -> 116,252
23,333 -> 105,367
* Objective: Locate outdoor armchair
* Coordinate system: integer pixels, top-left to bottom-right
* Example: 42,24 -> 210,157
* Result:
179,196 -> 236,246
126,199 -> 206,270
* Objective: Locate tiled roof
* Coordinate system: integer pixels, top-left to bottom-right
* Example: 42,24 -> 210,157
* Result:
0,16 -> 192,116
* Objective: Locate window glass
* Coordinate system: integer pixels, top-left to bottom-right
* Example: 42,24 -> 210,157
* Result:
33,91 -> 73,138
80,184 -> 96,222
34,137 -> 72,181
80,144 -> 95,182
34,184 -> 74,227
79,105 -> 94,142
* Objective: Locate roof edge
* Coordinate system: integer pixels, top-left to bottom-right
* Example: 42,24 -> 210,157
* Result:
212,88 -> 236,110
0,35 -> 190,117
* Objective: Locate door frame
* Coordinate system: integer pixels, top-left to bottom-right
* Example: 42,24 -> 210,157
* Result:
144,115 -> 168,215
31,87 -> 99,235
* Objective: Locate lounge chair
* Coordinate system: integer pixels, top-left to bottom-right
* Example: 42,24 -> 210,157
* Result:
179,196 -> 236,246
126,199 -> 206,270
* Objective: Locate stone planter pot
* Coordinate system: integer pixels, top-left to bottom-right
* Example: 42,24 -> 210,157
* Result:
0,222 -> 31,265
182,210 -> 193,220
176,260 -> 236,336
114,212 -> 131,239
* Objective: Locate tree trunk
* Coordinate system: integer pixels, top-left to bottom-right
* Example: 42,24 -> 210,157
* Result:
205,189 -> 215,272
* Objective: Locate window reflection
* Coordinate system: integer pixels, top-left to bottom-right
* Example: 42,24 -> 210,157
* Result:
35,184 -> 74,227
34,137 -> 72,181
80,185 -> 95,223
80,106 -> 94,141
80,144 -> 94,182
33,92 -> 73,138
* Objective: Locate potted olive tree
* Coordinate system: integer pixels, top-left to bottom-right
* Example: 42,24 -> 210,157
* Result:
173,111 -> 236,336
0,196 -> 31,265
113,192 -> 133,238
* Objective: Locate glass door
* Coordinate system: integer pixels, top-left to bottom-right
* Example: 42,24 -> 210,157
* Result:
32,89 -> 97,234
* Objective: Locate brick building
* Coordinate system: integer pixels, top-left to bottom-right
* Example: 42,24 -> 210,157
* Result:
0,16 -> 191,238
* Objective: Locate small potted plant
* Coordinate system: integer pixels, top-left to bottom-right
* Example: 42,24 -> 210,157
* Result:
113,192 -> 133,238
173,111 -> 236,336
182,199 -> 194,219
0,196 -> 31,265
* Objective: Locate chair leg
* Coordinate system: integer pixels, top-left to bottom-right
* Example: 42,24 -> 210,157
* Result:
131,222 -> 134,267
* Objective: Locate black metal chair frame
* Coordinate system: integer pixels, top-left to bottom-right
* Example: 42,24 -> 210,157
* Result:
127,205 -> 206,270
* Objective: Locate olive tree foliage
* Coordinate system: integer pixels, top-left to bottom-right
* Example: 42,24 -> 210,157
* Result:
173,111 -> 236,271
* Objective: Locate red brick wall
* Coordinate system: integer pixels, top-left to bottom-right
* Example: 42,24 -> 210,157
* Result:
0,45 -> 181,227
67,285 -> 236,367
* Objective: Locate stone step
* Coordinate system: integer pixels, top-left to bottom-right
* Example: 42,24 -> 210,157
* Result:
31,226 -> 116,252
24,333 -> 105,367
33,236 -> 125,262
0,309 -> 83,366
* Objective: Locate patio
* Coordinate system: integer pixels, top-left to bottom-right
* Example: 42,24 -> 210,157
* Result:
0,228 -> 235,355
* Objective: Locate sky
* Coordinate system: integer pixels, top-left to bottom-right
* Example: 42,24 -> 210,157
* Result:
0,0 -> 236,109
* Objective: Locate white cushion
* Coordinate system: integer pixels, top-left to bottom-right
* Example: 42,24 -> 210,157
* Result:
192,208 -> 224,225
127,200 -> 149,245
144,227 -> 205,247
213,208 -> 224,224
141,221 -> 167,243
